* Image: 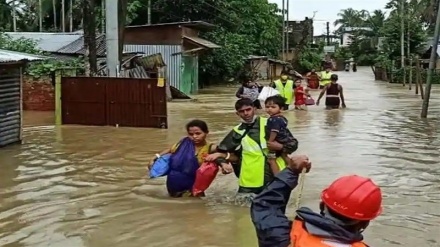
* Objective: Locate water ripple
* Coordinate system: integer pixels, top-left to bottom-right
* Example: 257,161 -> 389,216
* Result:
0,68 -> 439,246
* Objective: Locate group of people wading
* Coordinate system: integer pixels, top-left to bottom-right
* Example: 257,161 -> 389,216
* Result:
148,66 -> 383,247
236,67 -> 346,111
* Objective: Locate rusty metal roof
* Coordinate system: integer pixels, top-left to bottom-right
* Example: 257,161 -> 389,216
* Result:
0,49 -> 49,63
183,36 -> 220,49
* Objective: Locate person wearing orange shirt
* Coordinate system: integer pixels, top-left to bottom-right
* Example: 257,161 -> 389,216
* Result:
251,155 -> 382,247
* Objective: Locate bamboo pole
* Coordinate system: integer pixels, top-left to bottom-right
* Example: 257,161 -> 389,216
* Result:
421,0 -> 440,117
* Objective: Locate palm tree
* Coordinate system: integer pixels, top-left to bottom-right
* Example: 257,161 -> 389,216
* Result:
334,8 -> 366,33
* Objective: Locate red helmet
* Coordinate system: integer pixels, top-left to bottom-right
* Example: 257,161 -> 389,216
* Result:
321,175 -> 382,221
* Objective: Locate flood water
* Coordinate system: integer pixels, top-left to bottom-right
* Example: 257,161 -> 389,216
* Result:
1,67 -> 439,246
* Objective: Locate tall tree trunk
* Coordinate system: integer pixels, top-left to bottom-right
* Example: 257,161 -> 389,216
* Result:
69,0 -> 73,32
53,0 -> 57,30
39,0 -> 43,31
11,0 -> 16,31
118,0 -> 128,64
89,0 -> 97,74
62,0 -> 65,32
82,0 -> 90,76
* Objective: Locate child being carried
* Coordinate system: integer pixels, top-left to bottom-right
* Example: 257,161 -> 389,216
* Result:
264,95 -> 298,175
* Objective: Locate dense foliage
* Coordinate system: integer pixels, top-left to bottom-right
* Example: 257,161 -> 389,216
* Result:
0,0 -> 284,81
152,0 -> 282,81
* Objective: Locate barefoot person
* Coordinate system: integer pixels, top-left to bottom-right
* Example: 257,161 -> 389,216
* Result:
251,155 -> 383,247
316,74 -> 346,109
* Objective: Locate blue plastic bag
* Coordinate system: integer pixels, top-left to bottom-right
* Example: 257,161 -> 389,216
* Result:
150,154 -> 171,178
166,137 -> 199,194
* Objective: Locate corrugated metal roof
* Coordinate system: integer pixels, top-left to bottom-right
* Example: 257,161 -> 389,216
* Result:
127,21 -> 215,30
0,49 -> 48,63
183,36 -> 220,49
56,34 -> 106,56
4,32 -> 83,52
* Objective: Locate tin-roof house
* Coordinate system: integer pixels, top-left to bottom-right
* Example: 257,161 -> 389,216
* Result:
124,21 -> 221,95
0,49 -> 48,147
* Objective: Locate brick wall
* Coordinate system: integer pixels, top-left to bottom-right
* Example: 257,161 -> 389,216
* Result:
22,75 -> 55,111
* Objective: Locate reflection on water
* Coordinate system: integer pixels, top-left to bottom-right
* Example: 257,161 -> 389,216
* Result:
1,67 -> 440,246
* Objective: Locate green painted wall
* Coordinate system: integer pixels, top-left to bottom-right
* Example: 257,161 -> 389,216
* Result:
181,55 -> 199,95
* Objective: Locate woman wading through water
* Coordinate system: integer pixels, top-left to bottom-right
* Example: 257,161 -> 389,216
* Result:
316,74 -> 346,109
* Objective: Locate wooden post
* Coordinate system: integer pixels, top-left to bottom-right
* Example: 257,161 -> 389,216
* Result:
390,60 -> 395,83
421,0 -> 440,117
408,56 -> 413,90
55,70 -> 62,125
19,66 -> 23,143
415,56 -> 420,95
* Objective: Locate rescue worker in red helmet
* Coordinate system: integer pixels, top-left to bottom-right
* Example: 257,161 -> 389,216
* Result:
251,155 -> 383,247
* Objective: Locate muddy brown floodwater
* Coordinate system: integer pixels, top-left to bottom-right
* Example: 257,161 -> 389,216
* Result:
1,67 -> 440,247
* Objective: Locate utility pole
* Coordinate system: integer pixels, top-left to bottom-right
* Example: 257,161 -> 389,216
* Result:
286,0 -> 289,59
326,21 -> 330,45
421,0 -> 440,118
281,0 -> 285,61
39,0 -> 43,31
62,0 -> 65,32
400,0 -> 406,86
148,0 -> 151,24
105,0 -> 119,77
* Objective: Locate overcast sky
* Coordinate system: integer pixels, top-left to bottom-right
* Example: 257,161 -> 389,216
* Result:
268,0 -> 387,35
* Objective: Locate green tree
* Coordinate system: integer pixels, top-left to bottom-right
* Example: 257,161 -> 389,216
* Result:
380,12 -> 426,59
153,0 -> 282,81
334,8 -> 368,34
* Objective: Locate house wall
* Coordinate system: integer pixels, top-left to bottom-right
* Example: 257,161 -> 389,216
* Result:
181,55 -> 198,94
0,64 -> 22,147
249,59 -> 269,80
125,26 -> 183,45
341,33 -> 353,47
22,75 -> 54,111
182,27 -> 199,37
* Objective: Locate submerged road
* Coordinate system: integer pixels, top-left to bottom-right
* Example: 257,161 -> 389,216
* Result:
0,67 -> 439,246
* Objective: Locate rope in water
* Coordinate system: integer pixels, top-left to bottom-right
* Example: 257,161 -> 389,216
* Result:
291,168 -> 307,247
294,168 -> 307,210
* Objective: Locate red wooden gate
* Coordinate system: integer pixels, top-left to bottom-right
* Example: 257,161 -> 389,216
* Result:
61,77 -> 167,128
